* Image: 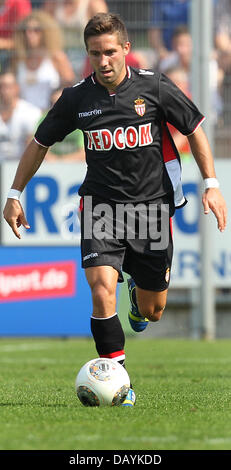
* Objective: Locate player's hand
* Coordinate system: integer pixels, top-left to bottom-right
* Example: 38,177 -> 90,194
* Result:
3,198 -> 30,239
202,188 -> 227,232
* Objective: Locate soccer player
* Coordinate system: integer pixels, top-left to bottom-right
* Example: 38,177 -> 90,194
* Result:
3,13 -> 227,406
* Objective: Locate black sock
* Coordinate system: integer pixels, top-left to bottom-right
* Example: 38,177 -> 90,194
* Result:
90,312 -> 125,364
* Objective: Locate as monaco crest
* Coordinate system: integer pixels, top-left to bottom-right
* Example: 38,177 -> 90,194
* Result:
134,98 -> 146,117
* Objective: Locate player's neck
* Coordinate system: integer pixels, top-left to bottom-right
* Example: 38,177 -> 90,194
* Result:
105,84 -> 118,94
96,67 -> 128,94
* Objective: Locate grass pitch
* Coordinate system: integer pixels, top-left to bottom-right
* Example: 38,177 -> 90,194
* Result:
0,337 -> 231,450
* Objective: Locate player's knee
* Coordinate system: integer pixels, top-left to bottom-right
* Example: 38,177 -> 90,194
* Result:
151,306 -> 165,322
91,282 -> 115,310
140,304 -> 166,322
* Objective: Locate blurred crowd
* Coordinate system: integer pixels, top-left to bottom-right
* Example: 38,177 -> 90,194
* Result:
0,0 -> 231,161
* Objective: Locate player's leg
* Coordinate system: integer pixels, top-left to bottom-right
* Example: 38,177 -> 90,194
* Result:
80,196 -> 135,404
85,265 -> 118,318
85,265 -> 126,365
135,286 -> 168,322
85,265 -> 136,406
127,279 -> 168,331
126,212 -> 173,332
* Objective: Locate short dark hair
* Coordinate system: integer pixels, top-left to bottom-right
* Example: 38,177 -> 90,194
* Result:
84,12 -> 129,49
172,25 -> 190,40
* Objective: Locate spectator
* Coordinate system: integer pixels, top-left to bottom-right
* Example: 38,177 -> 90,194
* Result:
164,66 -> 191,156
41,87 -> 85,161
0,71 -> 42,160
149,0 -> 190,61
0,0 -> 31,71
159,26 -> 192,74
160,26 -> 222,123
214,0 -> 231,100
55,0 -> 108,31
12,9 -> 75,111
31,0 -> 58,17
214,0 -> 231,54
213,1 -> 231,125
54,0 -> 108,80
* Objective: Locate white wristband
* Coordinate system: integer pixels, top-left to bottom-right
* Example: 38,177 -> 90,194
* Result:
204,178 -> 219,189
7,189 -> 22,201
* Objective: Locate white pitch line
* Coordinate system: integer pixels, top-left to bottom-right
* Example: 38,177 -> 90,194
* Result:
0,357 -> 57,364
0,343 -> 54,353
122,436 -> 178,443
157,358 -> 231,364
122,435 -> 231,446
205,437 -> 231,445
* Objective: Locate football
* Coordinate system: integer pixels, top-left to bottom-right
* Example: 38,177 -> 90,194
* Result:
75,358 -> 130,406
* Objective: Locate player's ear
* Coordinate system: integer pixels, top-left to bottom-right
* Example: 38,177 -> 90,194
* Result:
123,41 -> 131,56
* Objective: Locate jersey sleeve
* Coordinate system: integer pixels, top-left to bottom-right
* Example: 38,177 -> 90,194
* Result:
34,88 -> 78,147
159,73 -> 205,135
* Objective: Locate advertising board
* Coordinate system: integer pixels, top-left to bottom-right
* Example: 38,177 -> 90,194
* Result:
0,159 -> 230,335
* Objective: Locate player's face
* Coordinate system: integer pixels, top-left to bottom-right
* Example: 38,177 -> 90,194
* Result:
87,33 -> 130,91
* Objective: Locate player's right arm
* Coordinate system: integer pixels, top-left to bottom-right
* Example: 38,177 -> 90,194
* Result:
4,86 -> 82,239
3,139 -> 48,239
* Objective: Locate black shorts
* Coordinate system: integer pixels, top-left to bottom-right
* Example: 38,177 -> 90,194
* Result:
79,195 -> 174,291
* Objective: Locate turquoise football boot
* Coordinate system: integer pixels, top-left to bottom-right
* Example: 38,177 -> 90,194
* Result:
127,278 -> 149,332
121,388 -> 136,407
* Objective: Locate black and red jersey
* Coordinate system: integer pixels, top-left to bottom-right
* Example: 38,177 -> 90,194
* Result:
34,67 -> 204,206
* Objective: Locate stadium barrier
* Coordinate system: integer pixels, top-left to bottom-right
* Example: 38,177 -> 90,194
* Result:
0,160 -> 230,336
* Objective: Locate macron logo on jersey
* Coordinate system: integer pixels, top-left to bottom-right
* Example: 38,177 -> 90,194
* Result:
79,109 -> 102,118
85,123 -> 153,151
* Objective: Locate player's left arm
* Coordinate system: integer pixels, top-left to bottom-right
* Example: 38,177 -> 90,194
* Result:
187,125 -> 227,232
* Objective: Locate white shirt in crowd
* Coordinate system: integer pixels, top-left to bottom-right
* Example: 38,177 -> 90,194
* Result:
0,99 -> 42,161
16,57 -> 60,110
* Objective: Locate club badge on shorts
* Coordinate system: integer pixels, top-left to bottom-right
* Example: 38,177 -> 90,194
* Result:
134,98 -> 146,117
165,268 -> 170,283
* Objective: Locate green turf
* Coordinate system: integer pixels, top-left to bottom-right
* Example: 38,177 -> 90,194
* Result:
0,337 -> 231,450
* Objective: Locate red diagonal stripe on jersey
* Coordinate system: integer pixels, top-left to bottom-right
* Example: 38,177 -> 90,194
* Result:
79,196 -> 83,212
162,122 -> 178,162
